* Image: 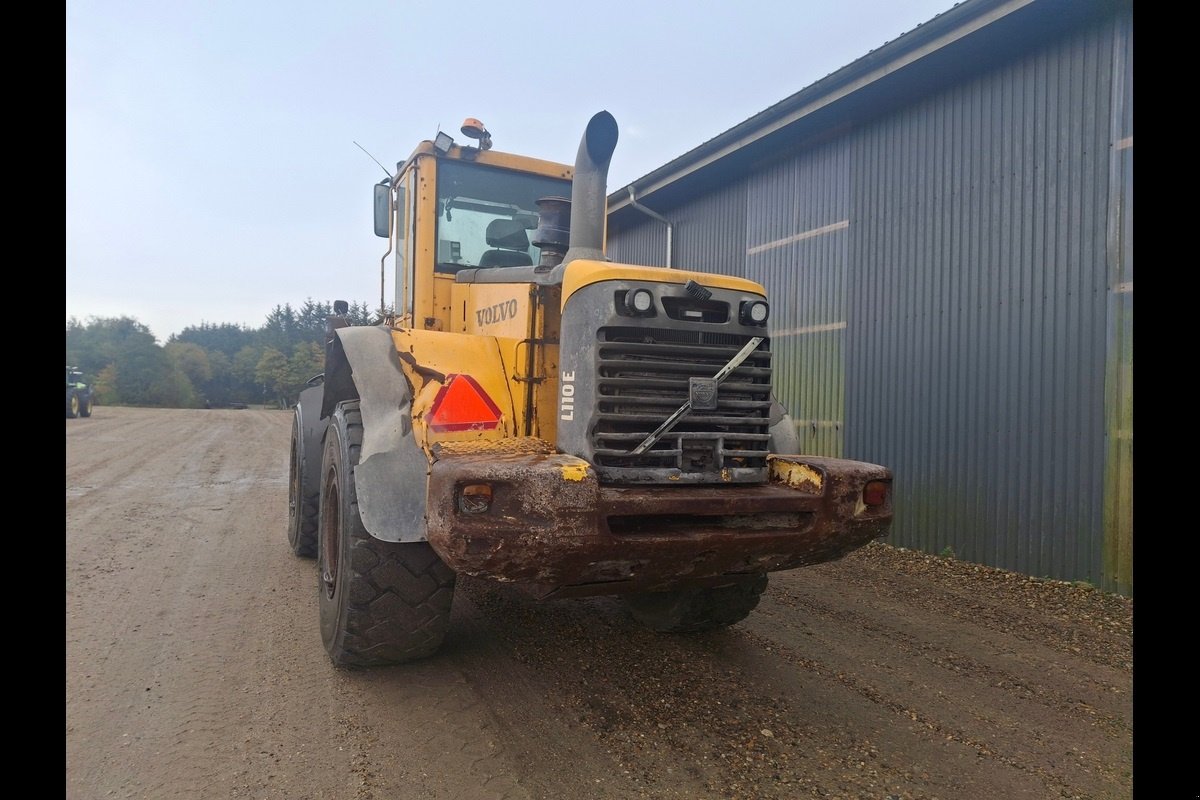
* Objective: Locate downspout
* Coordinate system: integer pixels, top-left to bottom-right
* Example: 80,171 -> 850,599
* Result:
626,186 -> 673,268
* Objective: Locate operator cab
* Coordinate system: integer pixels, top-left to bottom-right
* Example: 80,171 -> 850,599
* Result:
432,161 -> 566,274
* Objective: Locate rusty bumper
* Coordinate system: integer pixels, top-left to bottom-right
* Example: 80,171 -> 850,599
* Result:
425,452 -> 892,599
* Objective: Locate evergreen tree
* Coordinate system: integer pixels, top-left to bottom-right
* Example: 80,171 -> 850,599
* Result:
170,322 -> 256,359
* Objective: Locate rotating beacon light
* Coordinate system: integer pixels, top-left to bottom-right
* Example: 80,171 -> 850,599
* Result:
460,117 -> 492,151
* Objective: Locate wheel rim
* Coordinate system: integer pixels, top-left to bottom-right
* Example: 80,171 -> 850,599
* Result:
70,395 -> 79,416
321,470 -> 340,598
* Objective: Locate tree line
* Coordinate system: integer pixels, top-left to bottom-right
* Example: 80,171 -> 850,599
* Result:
65,300 -> 378,409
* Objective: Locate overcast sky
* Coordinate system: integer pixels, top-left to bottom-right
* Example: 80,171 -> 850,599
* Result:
67,0 -> 957,343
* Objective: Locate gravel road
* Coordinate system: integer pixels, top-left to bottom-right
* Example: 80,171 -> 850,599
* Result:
66,406 -> 1132,799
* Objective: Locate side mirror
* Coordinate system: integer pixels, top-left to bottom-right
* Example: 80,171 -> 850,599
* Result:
374,181 -> 392,238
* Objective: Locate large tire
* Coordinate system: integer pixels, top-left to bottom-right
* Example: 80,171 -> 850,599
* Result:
623,574 -> 769,633
79,393 -> 94,418
317,401 -> 455,667
66,389 -> 79,419
286,410 -> 318,557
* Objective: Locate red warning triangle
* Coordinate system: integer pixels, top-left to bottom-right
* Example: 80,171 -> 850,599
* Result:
427,374 -> 503,432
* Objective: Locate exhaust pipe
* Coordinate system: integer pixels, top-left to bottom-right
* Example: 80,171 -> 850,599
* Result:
562,111 -> 618,266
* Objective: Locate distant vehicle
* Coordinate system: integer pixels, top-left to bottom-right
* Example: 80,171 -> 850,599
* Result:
66,366 -> 94,419
205,401 -> 250,410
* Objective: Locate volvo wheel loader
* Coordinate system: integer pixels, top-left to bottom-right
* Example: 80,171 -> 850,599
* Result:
287,111 -> 893,667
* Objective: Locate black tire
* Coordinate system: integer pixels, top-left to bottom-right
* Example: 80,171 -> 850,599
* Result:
79,393 -> 94,418
66,389 -> 79,419
317,401 -> 455,667
286,410 -> 318,557
623,574 -> 769,633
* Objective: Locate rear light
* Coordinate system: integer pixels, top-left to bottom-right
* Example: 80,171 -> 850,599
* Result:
427,374 -> 503,432
863,480 -> 890,507
458,483 -> 493,514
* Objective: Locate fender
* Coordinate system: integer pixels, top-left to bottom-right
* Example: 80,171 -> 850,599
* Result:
767,394 -> 802,457
295,382 -> 328,507
323,325 -> 430,543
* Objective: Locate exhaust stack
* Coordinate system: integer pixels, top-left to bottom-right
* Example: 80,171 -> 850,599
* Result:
562,111 -> 618,266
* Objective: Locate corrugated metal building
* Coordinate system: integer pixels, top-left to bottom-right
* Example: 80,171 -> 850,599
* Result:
606,0 -> 1133,594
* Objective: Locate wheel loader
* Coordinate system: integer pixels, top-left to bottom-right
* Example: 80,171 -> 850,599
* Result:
287,111 -> 893,666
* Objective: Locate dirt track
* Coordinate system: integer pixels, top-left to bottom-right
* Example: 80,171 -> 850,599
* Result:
66,406 -> 1132,800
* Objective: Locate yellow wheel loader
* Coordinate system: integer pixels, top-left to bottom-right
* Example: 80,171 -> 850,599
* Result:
288,112 -> 893,667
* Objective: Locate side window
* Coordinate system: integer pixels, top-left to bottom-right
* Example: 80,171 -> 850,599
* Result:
396,168 -> 417,317
434,161 -> 569,271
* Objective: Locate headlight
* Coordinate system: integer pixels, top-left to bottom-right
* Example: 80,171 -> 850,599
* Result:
740,300 -> 769,325
624,288 -> 655,315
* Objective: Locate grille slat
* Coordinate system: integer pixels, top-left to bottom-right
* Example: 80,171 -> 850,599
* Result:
599,362 -> 772,379
599,396 -> 772,410
595,412 -> 770,426
599,341 -> 773,361
593,432 -> 771,443
597,377 -> 767,393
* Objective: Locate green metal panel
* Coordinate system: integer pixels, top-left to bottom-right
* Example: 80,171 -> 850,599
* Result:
1102,16 -> 1133,595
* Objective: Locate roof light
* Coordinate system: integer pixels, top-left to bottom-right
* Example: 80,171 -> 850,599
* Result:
427,375 -> 503,432
434,131 -> 454,154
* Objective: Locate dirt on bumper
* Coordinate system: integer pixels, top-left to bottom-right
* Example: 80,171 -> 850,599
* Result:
425,452 -> 892,598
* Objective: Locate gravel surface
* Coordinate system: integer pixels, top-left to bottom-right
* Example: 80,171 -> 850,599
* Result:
67,407 -> 1132,799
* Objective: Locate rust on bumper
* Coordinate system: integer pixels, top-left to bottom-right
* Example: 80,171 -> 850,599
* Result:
425,451 -> 892,599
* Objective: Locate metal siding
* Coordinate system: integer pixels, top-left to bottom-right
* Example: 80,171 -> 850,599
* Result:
845,16 -> 1119,588
606,6 -> 1131,592
606,215 -> 667,267
606,181 -> 747,274
747,145 -> 850,457
674,179 -> 749,276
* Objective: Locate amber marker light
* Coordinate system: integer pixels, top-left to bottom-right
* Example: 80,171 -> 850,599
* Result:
863,480 -> 891,507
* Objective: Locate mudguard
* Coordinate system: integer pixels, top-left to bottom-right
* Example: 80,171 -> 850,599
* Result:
768,396 -> 801,457
296,383 -> 328,505
324,326 -> 430,543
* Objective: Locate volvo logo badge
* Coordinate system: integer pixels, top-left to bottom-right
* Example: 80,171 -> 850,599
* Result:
689,377 -> 718,411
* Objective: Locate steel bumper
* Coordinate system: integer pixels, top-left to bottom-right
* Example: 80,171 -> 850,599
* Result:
425,452 -> 892,598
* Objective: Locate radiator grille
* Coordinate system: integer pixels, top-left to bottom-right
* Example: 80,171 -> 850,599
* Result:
592,327 -> 772,477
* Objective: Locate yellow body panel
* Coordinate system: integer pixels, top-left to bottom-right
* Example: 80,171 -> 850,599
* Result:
412,156 -> 438,329
459,283 -> 535,339
768,456 -> 825,493
390,328 -> 517,450
402,141 -> 572,182
532,287 -> 562,442
560,260 -> 767,308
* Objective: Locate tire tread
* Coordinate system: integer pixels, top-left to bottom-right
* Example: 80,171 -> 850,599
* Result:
321,402 -> 455,667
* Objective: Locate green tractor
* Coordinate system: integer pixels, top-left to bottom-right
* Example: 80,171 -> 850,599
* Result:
66,366 -> 94,419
